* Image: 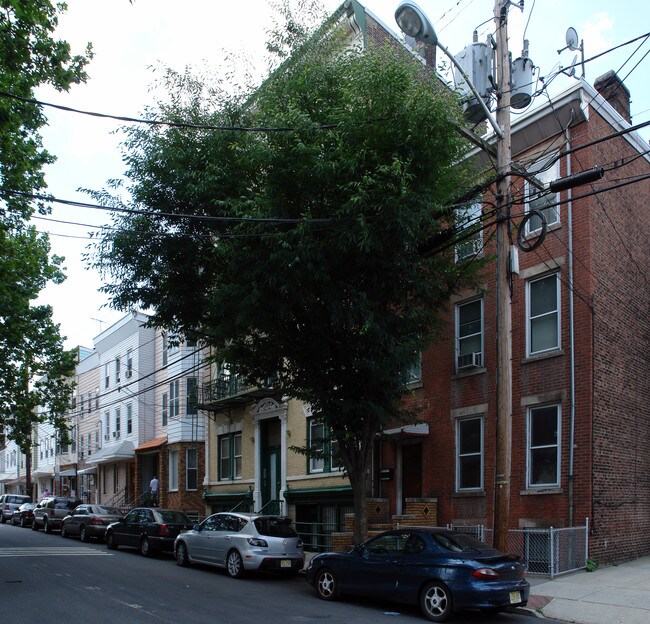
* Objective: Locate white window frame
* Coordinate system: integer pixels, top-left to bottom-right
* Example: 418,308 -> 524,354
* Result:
526,273 -> 560,356
218,432 -> 242,481
126,403 -> 133,434
169,380 -> 180,418
525,153 -> 560,235
186,448 -> 198,491
455,416 -> 483,491
526,404 -> 561,489
162,393 -> 168,427
169,450 -> 179,491
308,418 -> 341,474
455,298 -> 484,371
455,200 -> 483,261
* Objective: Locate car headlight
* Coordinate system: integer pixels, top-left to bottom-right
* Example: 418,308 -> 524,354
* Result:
247,538 -> 268,547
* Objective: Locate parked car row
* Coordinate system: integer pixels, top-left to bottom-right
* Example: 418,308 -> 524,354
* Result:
5,498 -> 530,622
0,493 -> 32,523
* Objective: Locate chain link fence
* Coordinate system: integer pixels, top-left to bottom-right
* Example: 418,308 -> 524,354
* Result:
448,519 -> 589,578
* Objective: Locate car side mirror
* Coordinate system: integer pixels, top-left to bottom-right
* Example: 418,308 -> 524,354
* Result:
353,543 -> 365,554
193,524 -> 202,532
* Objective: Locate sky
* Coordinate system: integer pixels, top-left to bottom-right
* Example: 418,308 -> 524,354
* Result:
33,0 -> 650,350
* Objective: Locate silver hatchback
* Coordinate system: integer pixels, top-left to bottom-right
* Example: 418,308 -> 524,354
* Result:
175,512 -> 304,578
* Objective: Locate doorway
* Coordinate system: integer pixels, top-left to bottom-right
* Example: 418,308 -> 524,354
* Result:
260,419 -> 281,511
399,442 -> 422,514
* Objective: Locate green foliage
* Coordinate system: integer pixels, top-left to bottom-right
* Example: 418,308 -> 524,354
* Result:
0,1 -> 91,446
90,3 -> 483,538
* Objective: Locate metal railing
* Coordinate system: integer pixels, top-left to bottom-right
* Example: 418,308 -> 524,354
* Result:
256,499 -> 282,516
200,374 -> 277,403
295,520 -> 342,553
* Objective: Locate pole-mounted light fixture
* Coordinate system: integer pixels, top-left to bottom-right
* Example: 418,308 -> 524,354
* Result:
395,1 -> 503,138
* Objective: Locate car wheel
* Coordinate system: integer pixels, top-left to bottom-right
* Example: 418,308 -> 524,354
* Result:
61,524 -> 68,538
106,531 -> 118,550
31,519 -> 39,531
80,525 -> 89,543
44,518 -> 52,534
0,516 -> 6,524
420,581 -> 453,622
20,517 -> 26,528
140,536 -> 152,557
226,549 -> 245,578
176,541 -> 190,567
315,568 -> 338,601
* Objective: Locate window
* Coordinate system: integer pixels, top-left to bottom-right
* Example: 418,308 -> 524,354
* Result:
95,430 -> 99,451
169,450 -> 179,490
126,349 -> 133,379
455,200 -> 483,260
104,413 -> 110,439
219,433 -> 242,480
405,353 -> 422,385
186,377 -> 198,415
87,392 -> 92,414
115,356 -> 121,383
527,273 -> 560,355
456,417 -> 483,490
162,333 -> 168,367
114,408 -> 121,438
80,395 -> 84,416
186,448 -> 198,490
87,433 -> 92,456
308,418 -> 340,474
104,363 -> 110,389
456,298 -> 483,370
527,405 -> 560,488
126,403 -> 133,434
169,380 -> 180,419
162,393 -> 168,427
113,464 -> 119,493
525,153 -> 560,234
95,388 -> 99,410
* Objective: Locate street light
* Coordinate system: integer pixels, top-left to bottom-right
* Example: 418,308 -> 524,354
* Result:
395,1 -> 503,138
396,0 -> 516,552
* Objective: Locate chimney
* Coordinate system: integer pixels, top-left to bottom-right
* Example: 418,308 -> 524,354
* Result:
594,70 -> 631,123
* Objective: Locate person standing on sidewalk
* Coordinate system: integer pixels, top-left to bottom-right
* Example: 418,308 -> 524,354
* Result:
149,475 -> 159,507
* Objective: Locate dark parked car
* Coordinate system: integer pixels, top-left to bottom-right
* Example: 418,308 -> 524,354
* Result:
0,494 -> 31,523
305,528 -> 529,622
105,508 -> 193,556
174,512 -> 304,577
61,504 -> 123,542
32,496 -> 83,533
11,502 -> 36,527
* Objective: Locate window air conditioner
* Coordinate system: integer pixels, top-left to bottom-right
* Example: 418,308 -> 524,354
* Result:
457,352 -> 482,369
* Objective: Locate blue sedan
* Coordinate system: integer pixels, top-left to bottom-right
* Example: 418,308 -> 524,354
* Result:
305,528 -> 529,622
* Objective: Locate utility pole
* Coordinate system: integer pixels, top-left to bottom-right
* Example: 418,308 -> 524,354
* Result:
493,0 -> 515,553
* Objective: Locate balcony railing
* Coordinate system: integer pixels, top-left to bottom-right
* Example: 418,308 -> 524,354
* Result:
198,374 -> 278,411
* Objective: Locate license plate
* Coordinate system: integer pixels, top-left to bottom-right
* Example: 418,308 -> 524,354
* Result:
280,559 -> 291,568
509,591 -> 521,604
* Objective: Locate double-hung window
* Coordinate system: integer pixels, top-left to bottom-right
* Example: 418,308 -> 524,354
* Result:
126,403 -> 133,434
525,153 -> 560,235
169,450 -> 178,490
308,418 -> 340,474
186,377 -> 198,416
115,356 -> 121,383
527,404 -> 561,488
219,433 -> 242,480
456,298 -> 483,370
527,273 -> 560,355
456,417 -> 483,490
162,392 -> 168,427
455,200 -> 483,260
169,380 -> 180,419
186,448 -> 198,490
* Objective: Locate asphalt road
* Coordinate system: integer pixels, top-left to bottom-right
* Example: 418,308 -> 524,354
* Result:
0,522 -> 560,624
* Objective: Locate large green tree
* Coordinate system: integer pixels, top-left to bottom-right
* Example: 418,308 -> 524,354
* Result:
90,11 -> 482,541
0,1 -> 92,465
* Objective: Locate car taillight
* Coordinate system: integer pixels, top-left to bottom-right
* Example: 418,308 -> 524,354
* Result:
90,517 -> 104,525
472,568 -> 501,580
158,524 -> 171,537
247,538 -> 268,547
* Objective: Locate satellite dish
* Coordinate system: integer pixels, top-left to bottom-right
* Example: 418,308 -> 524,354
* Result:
568,54 -> 578,77
566,27 -> 580,51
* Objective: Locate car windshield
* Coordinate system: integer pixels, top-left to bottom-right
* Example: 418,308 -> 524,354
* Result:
432,532 -> 491,553
254,516 -> 298,538
155,510 -> 190,524
95,506 -> 121,515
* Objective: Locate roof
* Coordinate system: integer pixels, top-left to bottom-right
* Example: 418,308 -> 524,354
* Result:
134,436 -> 167,452
84,440 -> 135,465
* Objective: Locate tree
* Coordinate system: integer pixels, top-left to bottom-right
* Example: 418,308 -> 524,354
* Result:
90,9 -> 482,542
0,1 -> 92,460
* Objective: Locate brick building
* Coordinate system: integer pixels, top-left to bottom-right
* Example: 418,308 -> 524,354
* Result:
375,70 -> 650,565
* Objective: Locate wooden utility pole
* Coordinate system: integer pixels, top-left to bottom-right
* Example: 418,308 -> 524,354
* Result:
493,0 -> 513,553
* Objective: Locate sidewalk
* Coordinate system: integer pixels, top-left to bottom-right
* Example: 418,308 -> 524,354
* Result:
517,555 -> 650,623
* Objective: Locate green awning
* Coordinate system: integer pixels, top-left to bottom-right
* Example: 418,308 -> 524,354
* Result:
284,485 -> 353,504
202,489 -> 252,501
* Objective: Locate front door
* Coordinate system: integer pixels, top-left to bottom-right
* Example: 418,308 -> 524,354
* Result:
260,418 -> 281,511
400,443 -> 422,514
